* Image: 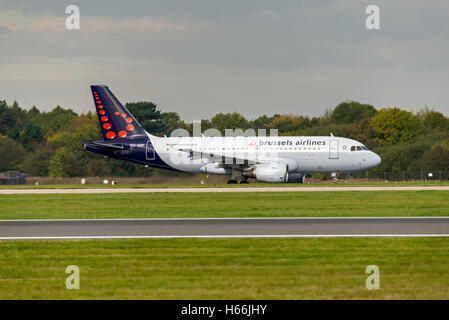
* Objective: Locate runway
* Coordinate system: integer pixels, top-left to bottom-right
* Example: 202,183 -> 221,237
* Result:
0,217 -> 448,239
1,186 -> 449,194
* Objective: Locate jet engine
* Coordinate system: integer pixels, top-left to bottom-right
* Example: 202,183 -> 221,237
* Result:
254,163 -> 288,183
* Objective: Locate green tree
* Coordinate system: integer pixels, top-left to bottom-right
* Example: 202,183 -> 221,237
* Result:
4,101 -> 28,142
27,105 -> 41,120
87,158 -> 111,177
0,134 -> 27,171
301,124 -> 348,138
265,115 -> 312,135
251,115 -> 276,130
419,146 -> 449,171
330,101 -> 377,124
0,100 -> 16,135
126,101 -> 161,132
47,131 -> 71,149
125,102 -> 181,136
417,107 -> 448,130
38,106 -> 78,133
20,146 -> 53,176
370,108 -> 420,145
210,112 -> 250,134
48,147 -> 84,177
369,133 -> 440,177
19,121 -> 44,150
346,119 -> 376,148
47,122 -> 99,166
160,112 -> 182,136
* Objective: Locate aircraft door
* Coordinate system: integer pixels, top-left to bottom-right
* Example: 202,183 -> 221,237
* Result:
329,140 -> 339,159
146,140 -> 156,160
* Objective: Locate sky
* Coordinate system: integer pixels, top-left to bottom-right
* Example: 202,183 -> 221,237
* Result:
0,0 -> 448,121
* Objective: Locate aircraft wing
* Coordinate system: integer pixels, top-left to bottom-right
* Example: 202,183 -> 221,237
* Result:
177,147 -> 270,168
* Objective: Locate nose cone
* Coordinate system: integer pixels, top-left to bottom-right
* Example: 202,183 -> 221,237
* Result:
368,152 -> 381,168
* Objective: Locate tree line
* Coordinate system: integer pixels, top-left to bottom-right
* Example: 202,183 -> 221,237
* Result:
1,99 -> 449,179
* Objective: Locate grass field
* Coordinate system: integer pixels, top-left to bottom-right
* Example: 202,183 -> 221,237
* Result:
0,237 -> 448,299
1,189 -> 447,300
0,190 -> 448,219
1,181 -> 449,189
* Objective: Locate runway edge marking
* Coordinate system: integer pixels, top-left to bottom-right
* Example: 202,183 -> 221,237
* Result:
1,234 -> 449,240
0,217 -> 448,222
1,186 -> 449,194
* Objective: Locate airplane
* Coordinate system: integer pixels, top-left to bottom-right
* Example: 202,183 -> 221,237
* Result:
84,85 -> 381,183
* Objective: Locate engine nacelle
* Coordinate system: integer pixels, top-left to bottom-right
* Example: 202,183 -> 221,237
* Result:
200,163 -> 231,175
254,163 -> 288,183
286,173 -> 305,183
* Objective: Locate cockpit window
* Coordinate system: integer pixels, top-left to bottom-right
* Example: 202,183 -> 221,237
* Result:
351,145 -> 368,151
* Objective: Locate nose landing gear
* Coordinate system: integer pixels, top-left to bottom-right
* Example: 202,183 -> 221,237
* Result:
331,172 -> 340,183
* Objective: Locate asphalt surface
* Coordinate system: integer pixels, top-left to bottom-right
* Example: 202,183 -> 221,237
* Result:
0,218 -> 448,239
1,186 -> 449,194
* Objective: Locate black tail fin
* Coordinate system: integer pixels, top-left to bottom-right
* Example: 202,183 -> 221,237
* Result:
90,85 -> 146,140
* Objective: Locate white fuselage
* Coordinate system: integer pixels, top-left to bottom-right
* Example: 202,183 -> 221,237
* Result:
148,134 -> 381,175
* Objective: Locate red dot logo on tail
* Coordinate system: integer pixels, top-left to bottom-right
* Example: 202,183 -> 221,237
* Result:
105,131 -> 116,139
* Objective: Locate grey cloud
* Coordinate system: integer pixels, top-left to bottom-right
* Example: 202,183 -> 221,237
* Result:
0,0 -> 448,120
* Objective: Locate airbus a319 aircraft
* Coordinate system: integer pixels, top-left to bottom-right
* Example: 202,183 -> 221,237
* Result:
84,85 -> 381,183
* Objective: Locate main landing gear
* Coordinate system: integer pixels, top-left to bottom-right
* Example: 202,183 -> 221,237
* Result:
227,168 -> 250,184
226,178 -> 249,184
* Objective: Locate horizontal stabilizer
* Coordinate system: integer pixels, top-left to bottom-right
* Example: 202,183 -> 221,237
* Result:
90,141 -> 124,150
84,141 -> 125,151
